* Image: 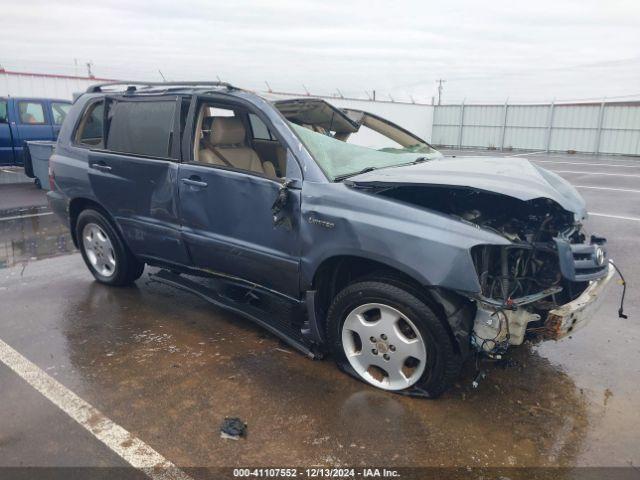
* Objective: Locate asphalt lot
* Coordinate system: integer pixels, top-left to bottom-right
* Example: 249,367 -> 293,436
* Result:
0,150 -> 638,478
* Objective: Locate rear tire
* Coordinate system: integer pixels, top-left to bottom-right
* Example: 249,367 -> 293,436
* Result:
76,209 -> 144,286
327,280 -> 461,397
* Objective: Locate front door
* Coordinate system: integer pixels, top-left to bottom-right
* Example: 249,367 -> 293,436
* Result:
177,100 -> 301,298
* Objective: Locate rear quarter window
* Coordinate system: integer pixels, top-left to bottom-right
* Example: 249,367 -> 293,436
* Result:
106,100 -> 176,158
75,101 -> 105,148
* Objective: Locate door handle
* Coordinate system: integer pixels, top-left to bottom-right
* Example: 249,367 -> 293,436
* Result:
181,177 -> 208,188
90,162 -> 112,172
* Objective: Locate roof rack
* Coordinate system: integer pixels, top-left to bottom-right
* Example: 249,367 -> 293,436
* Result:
86,80 -> 237,93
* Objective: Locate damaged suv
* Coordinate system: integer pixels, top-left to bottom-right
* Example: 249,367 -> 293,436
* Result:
48,82 -> 616,397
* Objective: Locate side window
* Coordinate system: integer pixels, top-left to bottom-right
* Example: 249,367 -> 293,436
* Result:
106,100 -> 176,158
75,101 -> 104,147
249,113 -> 273,140
51,102 -> 71,125
18,102 -> 46,124
0,100 -> 7,122
194,103 -> 286,179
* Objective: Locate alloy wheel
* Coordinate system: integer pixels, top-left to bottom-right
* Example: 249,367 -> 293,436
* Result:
82,223 -> 116,278
341,303 -> 427,390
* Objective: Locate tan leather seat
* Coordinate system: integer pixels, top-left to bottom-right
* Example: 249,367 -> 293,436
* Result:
199,117 -> 276,177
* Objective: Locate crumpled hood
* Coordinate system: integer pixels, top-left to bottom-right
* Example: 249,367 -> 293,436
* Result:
347,156 -> 587,219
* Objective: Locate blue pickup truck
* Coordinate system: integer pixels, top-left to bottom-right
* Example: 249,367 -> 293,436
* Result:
0,97 -> 72,166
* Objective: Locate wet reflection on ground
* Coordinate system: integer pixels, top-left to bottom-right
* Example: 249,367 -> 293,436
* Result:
44,275 -> 588,468
0,209 -> 75,269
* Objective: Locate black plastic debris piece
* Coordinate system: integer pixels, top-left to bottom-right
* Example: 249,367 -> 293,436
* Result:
220,417 -> 247,440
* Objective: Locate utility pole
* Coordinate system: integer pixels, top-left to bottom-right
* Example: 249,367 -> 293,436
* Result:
436,79 -> 446,105
86,61 -> 94,79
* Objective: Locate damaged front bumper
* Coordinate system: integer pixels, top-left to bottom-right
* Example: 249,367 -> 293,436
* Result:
543,262 -> 615,340
471,263 -> 615,352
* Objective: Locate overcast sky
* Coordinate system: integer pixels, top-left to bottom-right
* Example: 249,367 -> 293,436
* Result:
2,0 -> 639,103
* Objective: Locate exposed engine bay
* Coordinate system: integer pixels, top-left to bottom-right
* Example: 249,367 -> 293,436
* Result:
274,96 -> 619,360
376,184 -> 612,355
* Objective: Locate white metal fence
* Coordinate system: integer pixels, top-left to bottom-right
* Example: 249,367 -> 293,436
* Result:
431,101 -> 640,155
0,71 -> 105,100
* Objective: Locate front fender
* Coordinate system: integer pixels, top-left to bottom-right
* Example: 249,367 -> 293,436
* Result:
300,182 -> 510,292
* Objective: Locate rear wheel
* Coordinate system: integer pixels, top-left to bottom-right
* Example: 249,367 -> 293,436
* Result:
76,209 -> 144,286
327,281 -> 460,397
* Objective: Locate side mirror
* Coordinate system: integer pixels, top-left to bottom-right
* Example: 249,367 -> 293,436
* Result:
272,179 -> 294,230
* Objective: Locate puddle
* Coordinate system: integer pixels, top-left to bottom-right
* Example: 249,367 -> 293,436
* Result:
0,209 -> 76,269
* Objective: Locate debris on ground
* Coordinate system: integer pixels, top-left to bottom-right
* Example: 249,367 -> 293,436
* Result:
220,417 -> 247,440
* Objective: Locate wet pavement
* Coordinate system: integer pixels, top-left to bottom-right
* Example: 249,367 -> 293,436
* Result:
0,182 -> 49,212
0,153 -> 638,473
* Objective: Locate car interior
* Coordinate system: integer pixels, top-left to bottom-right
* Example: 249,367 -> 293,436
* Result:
193,104 -> 285,179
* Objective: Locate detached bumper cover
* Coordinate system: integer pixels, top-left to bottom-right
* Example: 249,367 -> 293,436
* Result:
544,263 -> 615,340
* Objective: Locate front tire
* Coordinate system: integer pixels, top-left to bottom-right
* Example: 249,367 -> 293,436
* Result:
327,281 -> 461,397
76,209 -> 144,286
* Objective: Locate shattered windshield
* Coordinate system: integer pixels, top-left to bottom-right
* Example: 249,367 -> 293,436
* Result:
290,122 -> 440,181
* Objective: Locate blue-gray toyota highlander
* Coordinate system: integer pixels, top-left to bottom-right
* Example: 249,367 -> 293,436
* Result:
47,81 -> 617,397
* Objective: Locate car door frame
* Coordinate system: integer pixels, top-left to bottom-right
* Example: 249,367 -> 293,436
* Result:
178,92 -> 306,298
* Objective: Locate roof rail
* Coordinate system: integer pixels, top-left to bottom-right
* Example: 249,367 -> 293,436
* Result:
86,80 -> 237,93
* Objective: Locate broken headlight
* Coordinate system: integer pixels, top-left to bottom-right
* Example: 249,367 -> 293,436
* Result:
471,244 -> 562,304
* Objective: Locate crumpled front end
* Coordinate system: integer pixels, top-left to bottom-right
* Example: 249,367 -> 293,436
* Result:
469,230 -> 613,355
355,164 -> 616,356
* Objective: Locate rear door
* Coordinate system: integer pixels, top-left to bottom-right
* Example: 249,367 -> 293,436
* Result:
11,99 -> 54,165
83,95 -> 190,265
